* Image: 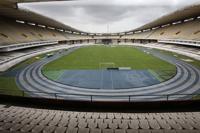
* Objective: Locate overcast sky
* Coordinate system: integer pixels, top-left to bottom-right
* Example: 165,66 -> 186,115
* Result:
19,0 -> 200,33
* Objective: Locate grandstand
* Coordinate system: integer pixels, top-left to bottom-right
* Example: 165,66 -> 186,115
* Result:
0,0 -> 200,132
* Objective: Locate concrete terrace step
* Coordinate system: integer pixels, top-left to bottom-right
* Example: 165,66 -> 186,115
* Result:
0,104 -> 199,132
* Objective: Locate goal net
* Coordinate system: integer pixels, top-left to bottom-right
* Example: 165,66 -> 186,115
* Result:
99,62 -> 116,69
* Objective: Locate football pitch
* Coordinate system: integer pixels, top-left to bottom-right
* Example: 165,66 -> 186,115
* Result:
43,45 -> 175,71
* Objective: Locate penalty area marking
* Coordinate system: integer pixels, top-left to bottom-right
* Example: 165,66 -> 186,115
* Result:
99,62 -> 116,69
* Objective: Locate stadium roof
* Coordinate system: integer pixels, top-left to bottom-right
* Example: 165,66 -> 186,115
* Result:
128,3 -> 200,33
0,0 -> 85,33
0,0 -> 200,34
0,0 -> 69,5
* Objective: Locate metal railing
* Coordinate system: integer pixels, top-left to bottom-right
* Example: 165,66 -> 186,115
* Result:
0,89 -> 199,102
158,39 -> 200,47
0,43 -> 68,66
0,40 -> 59,52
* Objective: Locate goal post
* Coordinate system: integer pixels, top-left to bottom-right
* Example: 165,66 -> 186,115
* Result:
99,62 -> 116,69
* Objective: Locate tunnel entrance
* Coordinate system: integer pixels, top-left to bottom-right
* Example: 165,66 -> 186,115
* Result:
102,39 -> 112,44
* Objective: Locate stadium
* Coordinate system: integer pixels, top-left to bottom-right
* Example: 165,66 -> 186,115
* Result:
0,0 -> 200,132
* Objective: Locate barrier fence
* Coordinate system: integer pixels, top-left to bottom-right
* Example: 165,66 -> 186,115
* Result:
0,89 -> 199,102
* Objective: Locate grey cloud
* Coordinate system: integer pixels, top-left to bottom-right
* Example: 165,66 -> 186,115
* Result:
19,0 -> 200,33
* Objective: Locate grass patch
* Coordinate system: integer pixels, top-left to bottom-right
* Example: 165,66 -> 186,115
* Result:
42,70 -> 65,80
193,95 -> 200,100
158,49 -> 200,69
11,49 -> 64,70
154,70 -> 176,82
11,52 -> 49,70
43,46 -> 176,70
148,69 -> 176,82
0,77 -> 22,96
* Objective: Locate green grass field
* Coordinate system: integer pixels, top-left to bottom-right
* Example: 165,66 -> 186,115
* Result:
0,77 -> 22,96
43,46 -> 176,81
43,46 -> 175,70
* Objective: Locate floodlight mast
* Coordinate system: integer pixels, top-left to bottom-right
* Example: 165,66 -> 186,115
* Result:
106,24 -> 110,39
107,24 -> 109,33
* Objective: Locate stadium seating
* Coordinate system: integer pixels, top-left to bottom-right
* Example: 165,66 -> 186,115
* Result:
0,103 -> 200,133
123,19 -> 200,43
0,19 -> 66,46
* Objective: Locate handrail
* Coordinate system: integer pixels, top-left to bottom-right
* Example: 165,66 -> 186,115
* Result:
0,89 -> 199,102
0,43 -> 66,65
158,39 -> 200,47
0,40 -> 59,52
0,40 -> 58,49
160,39 -> 200,43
